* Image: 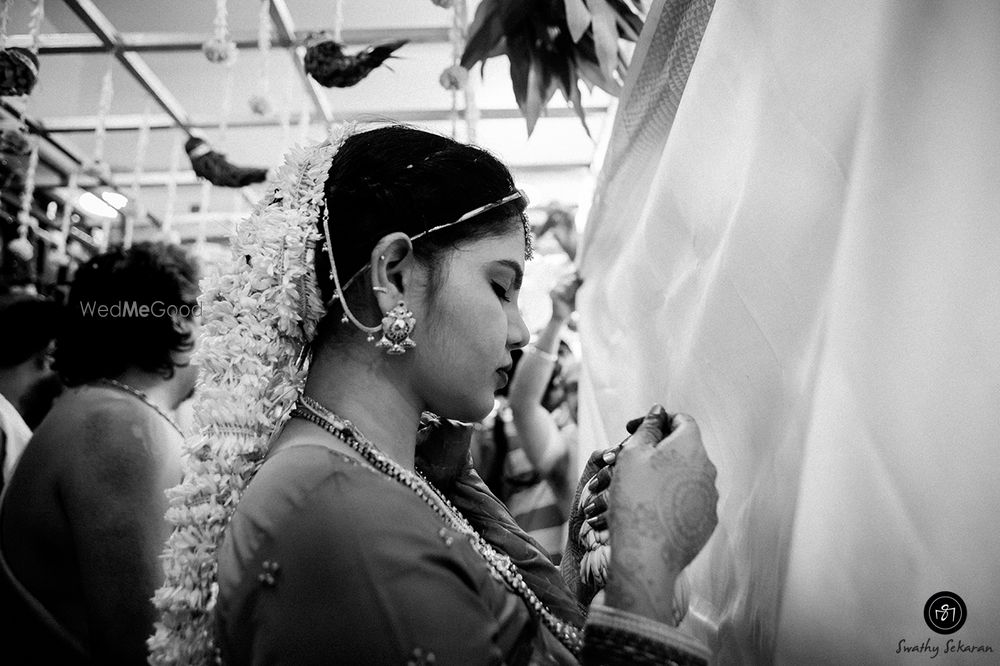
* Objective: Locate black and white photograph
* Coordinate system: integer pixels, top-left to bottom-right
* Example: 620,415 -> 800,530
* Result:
0,1 -> 997,664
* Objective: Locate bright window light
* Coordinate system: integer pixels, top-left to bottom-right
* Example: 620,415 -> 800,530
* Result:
77,191 -> 120,219
101,191 -> 128,210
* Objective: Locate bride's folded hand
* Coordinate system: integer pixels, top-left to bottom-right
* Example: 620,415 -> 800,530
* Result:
415,413 -> 475,491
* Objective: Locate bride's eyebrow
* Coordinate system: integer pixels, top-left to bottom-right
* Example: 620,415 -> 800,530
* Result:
490,259 -> 524,290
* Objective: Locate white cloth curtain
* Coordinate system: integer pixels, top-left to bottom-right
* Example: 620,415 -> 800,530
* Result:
578,1 -> 1000,662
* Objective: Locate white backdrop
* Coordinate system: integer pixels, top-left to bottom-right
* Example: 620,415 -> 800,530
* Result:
578,0 -> 1000,662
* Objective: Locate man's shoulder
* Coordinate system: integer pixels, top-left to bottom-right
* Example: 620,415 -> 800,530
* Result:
58,387 -> 175,435
34,387 -> 181,469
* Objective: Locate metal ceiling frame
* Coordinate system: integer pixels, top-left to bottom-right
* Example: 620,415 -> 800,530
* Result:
0,100 -> 158,241
5,1 -> 608,247
268,0 -> 331,124
63,0 -> 194,134
4,27 -> 450,55
38,105 -> 610,133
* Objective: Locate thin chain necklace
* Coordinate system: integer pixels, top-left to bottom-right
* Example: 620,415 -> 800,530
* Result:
94,378 -> 184,437
294,395 -> 583,656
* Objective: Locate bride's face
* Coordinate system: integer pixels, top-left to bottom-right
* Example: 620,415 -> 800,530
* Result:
412,222 -> 530,422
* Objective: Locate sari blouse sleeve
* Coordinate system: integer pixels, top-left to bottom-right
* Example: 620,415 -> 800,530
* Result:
215,445 -> 539,666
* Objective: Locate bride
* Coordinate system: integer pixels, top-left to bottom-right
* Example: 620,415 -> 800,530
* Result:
150,123 -> 718,665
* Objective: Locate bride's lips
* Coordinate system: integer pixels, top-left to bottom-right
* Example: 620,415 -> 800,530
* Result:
496,363 -> 513,388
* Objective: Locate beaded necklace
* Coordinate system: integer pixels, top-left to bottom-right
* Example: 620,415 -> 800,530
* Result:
94,378 -> 184,437
294,395 -> 583,656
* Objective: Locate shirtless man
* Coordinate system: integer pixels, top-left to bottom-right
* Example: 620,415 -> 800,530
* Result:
0,242 -> 199,664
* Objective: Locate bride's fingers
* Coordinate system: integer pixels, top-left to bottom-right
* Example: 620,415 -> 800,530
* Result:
583,491 -> 608,519
586,466 -> 613,495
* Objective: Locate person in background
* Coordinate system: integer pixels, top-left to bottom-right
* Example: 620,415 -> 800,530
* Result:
471,271 -> 582,564
0,293 -> 62,495
535,203 -> 579,262
0,242 -> 200,664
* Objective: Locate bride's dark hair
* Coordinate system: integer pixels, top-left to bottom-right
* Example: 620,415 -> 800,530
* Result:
314,125 -> 527,331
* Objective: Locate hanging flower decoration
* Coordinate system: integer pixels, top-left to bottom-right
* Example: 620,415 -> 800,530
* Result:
0,47 -> 38,96
248,0 -> 272,116
247,93 -> 271,116
202,0 -> 237,65
303,31 -> 408,88
0,0 -> 43,96
203,36 -> 237,65
0,119 -> 30,157
185,135 -> 269,188
9,136 -> 38,262
81,57 -> 115,184
438,63 -> 468,91
81,159 -> 112,183
458,0 -> 644,136
7,226 -> 34,261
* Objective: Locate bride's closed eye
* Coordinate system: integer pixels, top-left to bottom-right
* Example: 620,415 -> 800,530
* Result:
491,282 -> 512,303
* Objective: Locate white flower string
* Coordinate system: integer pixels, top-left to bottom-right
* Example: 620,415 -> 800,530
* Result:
296,96 -> 311,145
28,0 -> 43,54
218,64 -> 234,148
9,135 -> 38,262
162,132 -> 183,242
438,0 -> 477,143
203,0 -> 237,65
0,0 -> 10,51
85,55 -> 114,181
248,0 -> 272,116
56,171 -> 78,257
332,0 -> 344,43
124,104 -> 152,249
148,124 -> 354,665
457,0 -> 479,143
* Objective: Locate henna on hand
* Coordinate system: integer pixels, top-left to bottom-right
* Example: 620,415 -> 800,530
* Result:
603,408 -> 719,624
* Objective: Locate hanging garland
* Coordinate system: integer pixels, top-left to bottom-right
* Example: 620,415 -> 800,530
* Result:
83,56 -> 114,182
0,116 -> 31,181
248,0 -> 272,116
124,106 -> 152,248
0,0 -> 41,97
437,0 -> 478,144
196,180 -> 211,248
53,171 -> 78,265
296,97 -> 310,145
161,132 -> 183,242
456,0 -> 644,136
8,136 -> 39,262
203,0 -> 237,65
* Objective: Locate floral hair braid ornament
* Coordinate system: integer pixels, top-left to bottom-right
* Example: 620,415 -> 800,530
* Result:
149,122 -> 532,665
148,123 -> 353,666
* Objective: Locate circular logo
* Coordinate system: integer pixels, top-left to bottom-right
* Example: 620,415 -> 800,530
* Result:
924,591 -> 967,634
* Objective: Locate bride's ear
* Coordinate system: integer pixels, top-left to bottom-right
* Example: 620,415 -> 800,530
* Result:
370,232 -> 415,310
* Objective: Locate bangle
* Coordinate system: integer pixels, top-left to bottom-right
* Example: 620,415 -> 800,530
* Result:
582,605 -> 710,666
524,344 -> 558,363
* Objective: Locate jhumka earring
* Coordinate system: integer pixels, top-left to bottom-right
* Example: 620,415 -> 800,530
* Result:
375,301 -> 416,355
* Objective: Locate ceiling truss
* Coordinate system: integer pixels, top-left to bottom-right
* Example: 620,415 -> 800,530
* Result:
5,2 -> 606,249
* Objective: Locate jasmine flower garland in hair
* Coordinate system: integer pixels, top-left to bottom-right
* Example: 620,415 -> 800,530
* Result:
148,123 -> 355,665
